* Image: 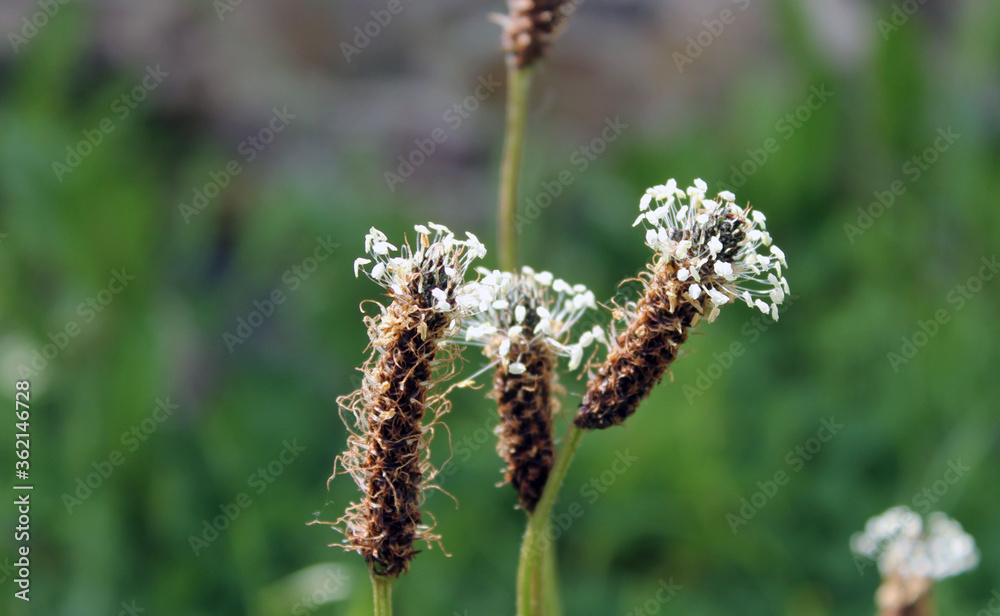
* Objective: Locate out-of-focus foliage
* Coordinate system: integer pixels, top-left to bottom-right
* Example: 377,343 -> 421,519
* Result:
1,1 -> 998,615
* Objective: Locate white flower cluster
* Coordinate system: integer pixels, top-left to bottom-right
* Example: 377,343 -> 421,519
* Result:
462,266 -> 604,374
632,179 -> 789,322
353,223 -> 497,317
851,506 -> 980,581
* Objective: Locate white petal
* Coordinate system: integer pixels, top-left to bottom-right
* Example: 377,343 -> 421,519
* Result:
708,288 -> 730,305
508,362 -> 526,375
713,261 -> 734,279
708,236 -> 723,258
675,239 -> 691,259
515,305 -> 527,323
689,284 -> 702,299
536,306 -> 551,319
677,267 -> 690,281
579,331 -> 594,347
493,299 -> 510,310
755,299 -> 770,314
770,245 -> 787,265
591,325 -> 606,342
770,303 -> 779,321
568,345 -> 584,370
640,193 -> 653,211
431,288 -> 448,301
498,339 -> 511,358
371,262 -> 386,279
535,271 -> 554,286
414,224 -> 430,235
353,258 -> 371,277
718,190 -> 736,202
694,178 -> 707,191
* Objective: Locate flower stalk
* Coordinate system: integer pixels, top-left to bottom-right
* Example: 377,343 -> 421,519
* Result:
498,65 -> 532,271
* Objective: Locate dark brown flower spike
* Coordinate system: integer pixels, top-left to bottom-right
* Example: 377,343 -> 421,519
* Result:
464,267 -> 602,510
575,179 -> 788,430
325,224 -> 495,578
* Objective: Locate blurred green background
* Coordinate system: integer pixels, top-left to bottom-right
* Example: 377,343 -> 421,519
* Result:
1,0 -> 999,614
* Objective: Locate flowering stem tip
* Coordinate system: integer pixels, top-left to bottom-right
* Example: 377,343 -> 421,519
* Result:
575,179 -> 788,429
337,224 -> 495,578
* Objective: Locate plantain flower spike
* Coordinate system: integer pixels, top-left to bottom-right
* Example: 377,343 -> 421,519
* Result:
332,223 -> 496,578
575,179 -> 789,430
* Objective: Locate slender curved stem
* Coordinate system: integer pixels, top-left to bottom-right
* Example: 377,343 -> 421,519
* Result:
372,575 -> 393,616
497,64 -> 534,272
516,423 -> 584,616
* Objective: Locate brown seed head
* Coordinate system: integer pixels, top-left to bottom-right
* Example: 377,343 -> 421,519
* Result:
574,260 -> 700,429
329,224 -> 494,577
499,0 -> 574,68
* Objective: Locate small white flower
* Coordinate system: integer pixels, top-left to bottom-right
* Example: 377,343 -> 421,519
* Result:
353,258 -> 371,277
851,506 -> 979,583
354,222 -> 497,320
708,236 -> 723,258
630,179 -> 788,320
568,345 -> 584,370
713,261 -> 734,279
461,266 -> 604,373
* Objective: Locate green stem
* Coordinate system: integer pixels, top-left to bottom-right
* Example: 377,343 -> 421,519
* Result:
372,574 -> 393,616
517,423 -> 584,616
497,64 -> 533,272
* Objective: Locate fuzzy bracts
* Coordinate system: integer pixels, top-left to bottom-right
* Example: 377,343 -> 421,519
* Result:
575,260 -> 698,429
343,304 -> 450,577
333,224 -> 495,577
493,338 -> 555,512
